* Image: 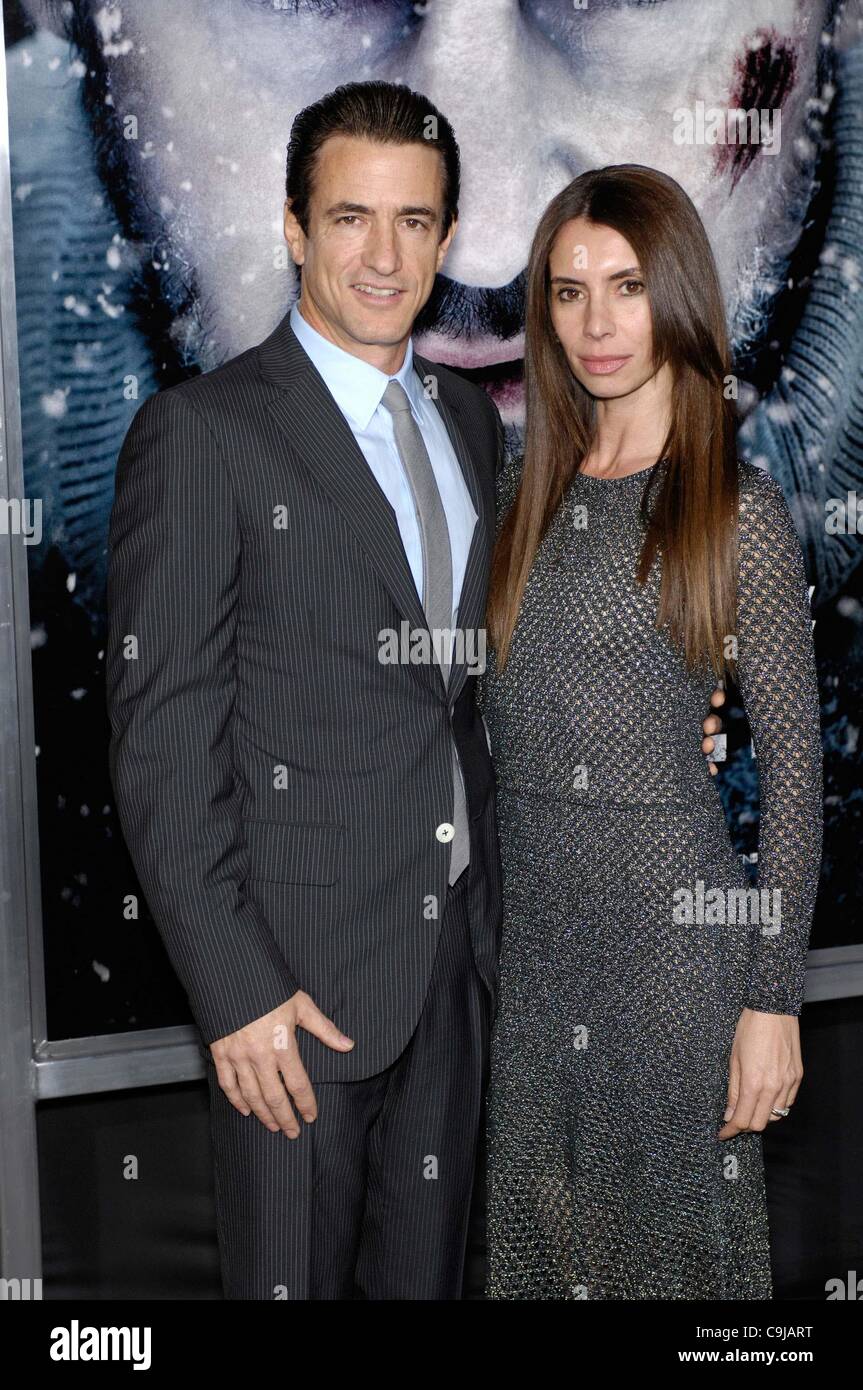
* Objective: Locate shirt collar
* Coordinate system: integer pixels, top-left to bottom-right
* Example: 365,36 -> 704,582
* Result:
290,301 -> 423,432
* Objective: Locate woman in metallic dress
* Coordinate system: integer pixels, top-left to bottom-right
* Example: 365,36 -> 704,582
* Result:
479,166 -> 823,1300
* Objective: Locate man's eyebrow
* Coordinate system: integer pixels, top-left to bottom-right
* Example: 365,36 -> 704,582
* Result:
323,200 -> 439,219
550,266 -> 643,285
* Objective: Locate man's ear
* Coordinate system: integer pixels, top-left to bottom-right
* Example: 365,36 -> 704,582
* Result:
19,0 -> 70,38
283,198 -> 306,268
437,213 -> 458,269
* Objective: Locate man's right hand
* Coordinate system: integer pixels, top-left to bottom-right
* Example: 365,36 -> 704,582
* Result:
209,994 -> 354,1137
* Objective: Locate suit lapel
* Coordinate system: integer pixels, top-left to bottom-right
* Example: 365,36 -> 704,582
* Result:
257,312 -> 490,703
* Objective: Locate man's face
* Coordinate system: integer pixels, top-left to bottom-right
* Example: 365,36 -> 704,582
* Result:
51,0 -> 831,419
549,219 -> 657,402
283,136 -> 455,371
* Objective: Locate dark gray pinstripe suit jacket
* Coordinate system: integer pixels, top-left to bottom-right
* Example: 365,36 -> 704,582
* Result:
106,310 -> 504,1081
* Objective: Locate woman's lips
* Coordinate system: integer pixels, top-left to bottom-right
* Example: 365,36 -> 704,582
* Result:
578,355 -> 632,375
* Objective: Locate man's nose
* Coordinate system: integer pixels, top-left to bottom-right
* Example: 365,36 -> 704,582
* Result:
363,225 -> 401,275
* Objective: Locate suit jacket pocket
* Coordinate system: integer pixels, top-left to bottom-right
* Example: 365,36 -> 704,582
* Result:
243,819 -> 343,885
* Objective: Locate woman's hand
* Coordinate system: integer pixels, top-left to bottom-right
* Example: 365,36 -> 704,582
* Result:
718,1008 -> 803,1140
701,686 -> 726,775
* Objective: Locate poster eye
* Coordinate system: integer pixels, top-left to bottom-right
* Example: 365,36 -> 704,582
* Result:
250,0 -> 415,15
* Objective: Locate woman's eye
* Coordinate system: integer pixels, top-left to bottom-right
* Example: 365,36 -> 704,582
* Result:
620,279 -> 645,295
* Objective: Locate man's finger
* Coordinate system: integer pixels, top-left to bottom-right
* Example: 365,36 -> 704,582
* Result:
296,997 -> 355,1053
213,1059 -> 251,1118
272,1036 -> 319,1123
234,1063 -> 287,1134
256,1060 -> 304,1137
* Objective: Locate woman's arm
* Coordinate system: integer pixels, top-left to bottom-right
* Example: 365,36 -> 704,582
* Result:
717,465 -> 823,1139
734,464 -> 824,1017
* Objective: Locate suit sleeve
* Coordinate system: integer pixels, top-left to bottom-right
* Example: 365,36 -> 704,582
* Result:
735,468 -> 824,1016
477,395 -> 508,744
106,388 -> 302,1046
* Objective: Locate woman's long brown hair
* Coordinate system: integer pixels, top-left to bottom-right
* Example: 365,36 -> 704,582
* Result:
487,165 -> 740,679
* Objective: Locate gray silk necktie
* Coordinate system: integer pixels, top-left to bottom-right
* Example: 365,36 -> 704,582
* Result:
380,379 -> 469,885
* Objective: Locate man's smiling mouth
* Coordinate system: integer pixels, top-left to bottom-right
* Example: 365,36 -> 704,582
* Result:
352,283 -> 402,297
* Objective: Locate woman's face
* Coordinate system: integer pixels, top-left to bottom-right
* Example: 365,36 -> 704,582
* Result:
547,218 -> 659,403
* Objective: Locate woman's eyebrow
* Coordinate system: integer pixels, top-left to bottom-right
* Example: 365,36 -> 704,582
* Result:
550,266 -> 643,285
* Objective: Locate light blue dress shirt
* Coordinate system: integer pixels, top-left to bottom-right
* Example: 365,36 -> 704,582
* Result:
289,303 -> 477,637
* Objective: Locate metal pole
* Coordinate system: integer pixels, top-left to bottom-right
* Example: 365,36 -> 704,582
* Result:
0,9 -> 43,1293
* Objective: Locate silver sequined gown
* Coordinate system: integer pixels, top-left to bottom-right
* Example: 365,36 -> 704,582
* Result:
478,456 -> 823,1301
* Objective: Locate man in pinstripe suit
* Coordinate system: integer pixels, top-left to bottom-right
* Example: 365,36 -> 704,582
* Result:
106,81 -> 504,1299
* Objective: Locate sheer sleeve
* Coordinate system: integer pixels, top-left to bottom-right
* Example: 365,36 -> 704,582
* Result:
494,447 -> 523,534
734,464 -> 824,1016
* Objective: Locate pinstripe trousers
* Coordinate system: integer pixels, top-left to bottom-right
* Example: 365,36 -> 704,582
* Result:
203,868 -> 491,1299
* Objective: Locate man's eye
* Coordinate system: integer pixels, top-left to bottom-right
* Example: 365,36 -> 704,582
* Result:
261,1 -> 343,14
524,0 -> 670,52
252,0 -> 415,18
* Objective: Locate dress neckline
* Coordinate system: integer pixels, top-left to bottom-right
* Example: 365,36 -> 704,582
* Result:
575,457 -> 666,483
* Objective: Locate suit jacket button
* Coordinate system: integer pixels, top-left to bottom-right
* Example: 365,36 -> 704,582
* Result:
436,822 -> 455,842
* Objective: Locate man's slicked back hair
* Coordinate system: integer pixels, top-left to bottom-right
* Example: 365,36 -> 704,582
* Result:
285,80 -> 460,238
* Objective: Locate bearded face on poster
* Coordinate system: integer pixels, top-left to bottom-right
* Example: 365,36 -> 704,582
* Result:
4,0 -> 862,1035
11,0 -> 860,600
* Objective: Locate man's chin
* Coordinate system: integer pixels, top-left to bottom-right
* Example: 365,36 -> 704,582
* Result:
340,315 -> 416,351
